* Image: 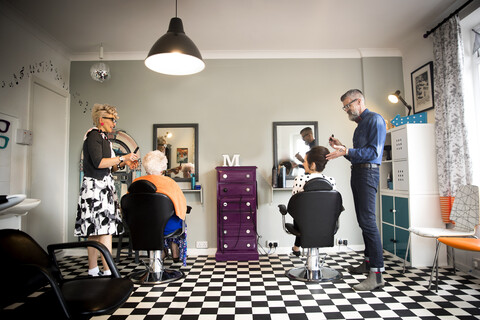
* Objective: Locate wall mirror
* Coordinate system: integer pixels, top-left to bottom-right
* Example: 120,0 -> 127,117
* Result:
273,121 -> 318,180
153,123 -> 199,182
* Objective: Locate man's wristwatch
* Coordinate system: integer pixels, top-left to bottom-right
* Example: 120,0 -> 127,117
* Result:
119,156 -> 124,164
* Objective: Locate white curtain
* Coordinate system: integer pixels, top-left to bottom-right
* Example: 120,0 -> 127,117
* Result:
433,15 -> 473,223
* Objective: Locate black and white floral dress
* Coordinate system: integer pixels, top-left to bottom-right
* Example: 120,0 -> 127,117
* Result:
74,128 -> 124,237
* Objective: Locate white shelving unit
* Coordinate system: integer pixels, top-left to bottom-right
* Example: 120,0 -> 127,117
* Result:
380,124 -> 445,267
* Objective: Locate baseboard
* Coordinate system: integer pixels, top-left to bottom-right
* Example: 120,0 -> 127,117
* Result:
449,261 -> 480,278
63,245 -> 364,258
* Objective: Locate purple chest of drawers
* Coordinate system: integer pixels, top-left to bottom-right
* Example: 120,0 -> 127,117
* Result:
215,166 -> 259,262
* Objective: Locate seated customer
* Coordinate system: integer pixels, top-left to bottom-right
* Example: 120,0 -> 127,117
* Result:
291,146 -> 336,256
133,150 -> 188,265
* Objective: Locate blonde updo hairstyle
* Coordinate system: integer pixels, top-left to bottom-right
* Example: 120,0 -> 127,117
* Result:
143,150 -> 168,175
92,103 -> 119,127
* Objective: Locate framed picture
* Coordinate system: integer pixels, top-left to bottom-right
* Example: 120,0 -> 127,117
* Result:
177,148 -> 188,163
411,61 -> 434,113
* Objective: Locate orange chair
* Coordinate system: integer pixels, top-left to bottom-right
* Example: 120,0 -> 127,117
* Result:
430,237 -> 480,292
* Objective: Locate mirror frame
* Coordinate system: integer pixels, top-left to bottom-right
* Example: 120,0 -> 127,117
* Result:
273,121 -> 319,180
152,123 -> 199,182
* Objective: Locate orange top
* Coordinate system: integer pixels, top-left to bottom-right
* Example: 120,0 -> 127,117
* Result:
438,237 -> 480,251
133,175 -> 187,220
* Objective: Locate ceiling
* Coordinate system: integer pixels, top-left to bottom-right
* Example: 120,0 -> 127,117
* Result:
2,0 -> 470,60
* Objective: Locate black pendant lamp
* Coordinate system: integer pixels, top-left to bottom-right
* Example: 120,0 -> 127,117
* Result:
145,0 -> 205,75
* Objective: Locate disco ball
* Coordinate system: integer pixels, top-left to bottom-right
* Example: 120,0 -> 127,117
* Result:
90,62 -> 111,82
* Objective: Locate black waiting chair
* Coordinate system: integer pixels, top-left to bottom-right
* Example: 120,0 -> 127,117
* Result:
278,178 -> 344,282
121,179 -> 189,284
0,229 -> 134,319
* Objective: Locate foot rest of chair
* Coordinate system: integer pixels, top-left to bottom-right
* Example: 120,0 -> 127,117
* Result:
129,249 -> 184,284
286,266 -> 342,282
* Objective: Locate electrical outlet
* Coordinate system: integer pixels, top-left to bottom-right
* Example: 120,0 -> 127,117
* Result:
195,241 -> 208,249
473,258 -> 480,270
266,240 -> 279,248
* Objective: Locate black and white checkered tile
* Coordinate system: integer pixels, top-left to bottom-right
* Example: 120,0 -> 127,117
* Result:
3,251 -> 480,319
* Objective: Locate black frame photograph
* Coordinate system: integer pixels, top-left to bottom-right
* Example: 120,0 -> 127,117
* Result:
411,61 -> 434,114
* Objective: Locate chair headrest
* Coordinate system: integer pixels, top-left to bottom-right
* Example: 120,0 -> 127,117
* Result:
303,178 -> 333,192
128,180 -> 157,193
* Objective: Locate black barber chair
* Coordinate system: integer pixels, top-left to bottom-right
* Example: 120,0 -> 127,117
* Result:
121,179 -> 189,284
0,229 -> 133,319
278,178 -> 344,282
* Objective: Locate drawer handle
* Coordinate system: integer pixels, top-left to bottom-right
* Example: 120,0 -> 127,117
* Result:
247,243 -> 251,248
223,188 -> 228,192
246,216 -> 251,220
224,230 -> 227,234
246,229 -> 250,234
223,202 -> 228,207
224,244 -> 228,248
223,174 -> 228,179
224,216 -> 228,220
246,202 -> 251,207
246,174 -> 250,178
246,187 -> 251,192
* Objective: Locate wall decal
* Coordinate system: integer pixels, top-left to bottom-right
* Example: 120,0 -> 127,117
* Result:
1,60 -> 68,91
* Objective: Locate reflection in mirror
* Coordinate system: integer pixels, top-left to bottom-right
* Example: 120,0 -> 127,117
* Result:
273,121 -> 319,180
153,124 -> 199,182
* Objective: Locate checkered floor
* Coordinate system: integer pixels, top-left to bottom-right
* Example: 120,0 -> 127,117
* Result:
3,250 -> 480,319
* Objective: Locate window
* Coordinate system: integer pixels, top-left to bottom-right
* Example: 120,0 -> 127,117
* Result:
461,8 -> 480,185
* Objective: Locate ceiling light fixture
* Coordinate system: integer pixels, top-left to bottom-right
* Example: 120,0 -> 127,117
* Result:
388,90 -> 412,116
90,43 -> 111,82
145,0 -> 205,76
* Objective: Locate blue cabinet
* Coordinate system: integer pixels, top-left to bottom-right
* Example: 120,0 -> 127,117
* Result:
381,195 -> 410,262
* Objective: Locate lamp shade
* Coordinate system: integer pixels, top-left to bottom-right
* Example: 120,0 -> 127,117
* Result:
145,17 -> 205,75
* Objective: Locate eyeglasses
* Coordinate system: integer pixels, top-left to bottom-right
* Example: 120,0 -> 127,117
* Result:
342,98 -> 358,111
0,119 -> 11,149
103,117 -> 117,124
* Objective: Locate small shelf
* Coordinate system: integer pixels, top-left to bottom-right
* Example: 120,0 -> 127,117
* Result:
272,187 -> 293,191
269,186 -> 293,204
182,187 -> 203,204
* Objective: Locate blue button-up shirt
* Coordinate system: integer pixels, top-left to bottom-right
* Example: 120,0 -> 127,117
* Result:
345,109 -> 386,165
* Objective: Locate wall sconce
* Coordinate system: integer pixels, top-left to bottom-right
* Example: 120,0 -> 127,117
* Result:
144,0 -> 205,76
388,90 -> 412,116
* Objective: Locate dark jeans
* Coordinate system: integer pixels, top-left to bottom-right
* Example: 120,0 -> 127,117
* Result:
351,167 -> 384,272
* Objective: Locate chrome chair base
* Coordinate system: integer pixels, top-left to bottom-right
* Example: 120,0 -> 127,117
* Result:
129,249 -> 184,284
286,248 -> 342,282
130,268 -> 184,284
286,266 -> 342,282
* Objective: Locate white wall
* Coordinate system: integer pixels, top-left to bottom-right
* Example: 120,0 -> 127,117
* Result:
0,3 -> 70,211
68,58 -> 404,251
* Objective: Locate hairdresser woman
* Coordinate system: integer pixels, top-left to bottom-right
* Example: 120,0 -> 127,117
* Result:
74,103 -> 138,277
